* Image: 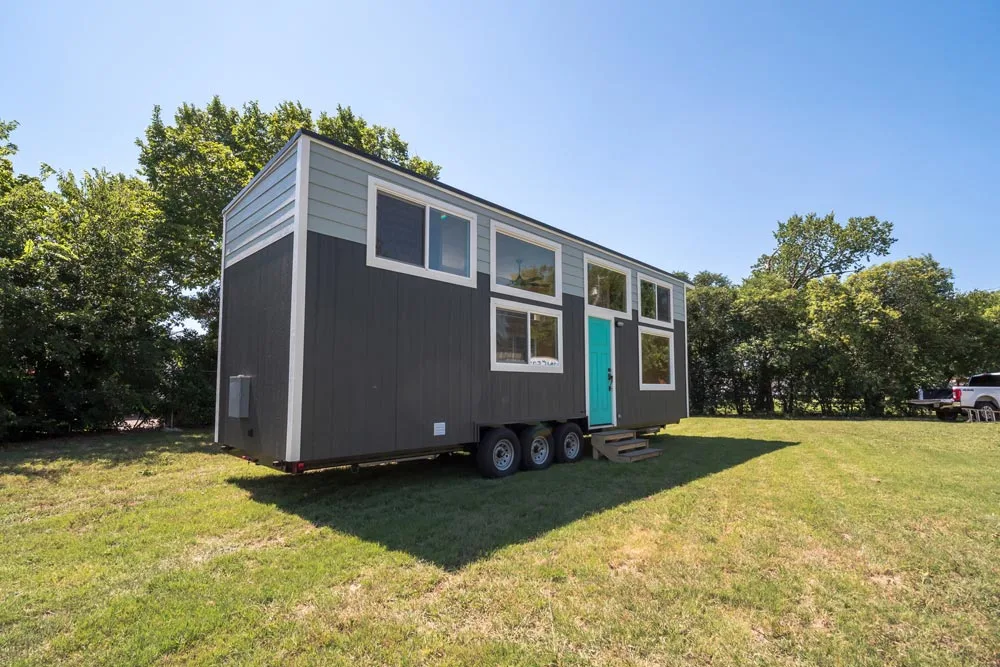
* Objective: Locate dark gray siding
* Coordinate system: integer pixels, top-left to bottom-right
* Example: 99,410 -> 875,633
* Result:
218,234 -> 293,460
615,315 -> 687,428
300,233 -> 587,463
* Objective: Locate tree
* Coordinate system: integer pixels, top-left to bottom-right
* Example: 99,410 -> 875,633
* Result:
137,98 -> 441,290
754,212 -> 895,289
1,119 -> 177,438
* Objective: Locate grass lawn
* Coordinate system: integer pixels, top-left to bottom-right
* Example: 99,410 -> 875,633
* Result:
1,419 -> 998,665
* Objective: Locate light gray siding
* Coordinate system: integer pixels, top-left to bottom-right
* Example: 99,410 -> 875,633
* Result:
305,140 -> 686,321
223,146 -> 297,265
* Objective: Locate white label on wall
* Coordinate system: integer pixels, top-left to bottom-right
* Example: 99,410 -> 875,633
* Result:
433,422 -> 446,436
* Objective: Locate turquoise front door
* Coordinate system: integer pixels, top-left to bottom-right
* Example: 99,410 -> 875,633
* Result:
588,316 -> 614,426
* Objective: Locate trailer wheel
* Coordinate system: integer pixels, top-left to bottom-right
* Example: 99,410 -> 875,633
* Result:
476,427 -> 520,478
553,423 -> 584,463
518,425 -> 554,471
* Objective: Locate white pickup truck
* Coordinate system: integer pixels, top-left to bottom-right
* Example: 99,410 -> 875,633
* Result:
909,373 -> 1000,420
952,373 -> 1000,420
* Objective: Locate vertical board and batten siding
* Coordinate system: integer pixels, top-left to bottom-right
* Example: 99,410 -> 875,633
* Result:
223,146 -> 297,264
307,140 -> 686,319
217,234 -> 293,461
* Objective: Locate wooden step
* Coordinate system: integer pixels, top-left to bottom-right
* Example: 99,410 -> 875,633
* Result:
591,429 -> 636,447
613,447 -> 662,463
599,438 -> 648,454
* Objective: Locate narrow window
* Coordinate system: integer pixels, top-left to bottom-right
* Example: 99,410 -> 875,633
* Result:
428,208 -> 470,277
639,327 -> 675,390
375,192 -> 424,266
639,275 -> 674,326
587,262 -> 628,313
491,298 -> 563,373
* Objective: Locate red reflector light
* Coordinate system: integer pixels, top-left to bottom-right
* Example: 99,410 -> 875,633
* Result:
953,387 -> 962,402
295,462 -> 305,473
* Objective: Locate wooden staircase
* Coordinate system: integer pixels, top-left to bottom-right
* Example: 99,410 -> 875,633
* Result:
591,429 -> 662,463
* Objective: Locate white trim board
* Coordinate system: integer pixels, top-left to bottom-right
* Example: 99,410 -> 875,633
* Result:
214,210 -> 228,443
636,272 -> 675,330
285,135 -> 311,462
638,325 -> 676,391
489,297 -> 564,374
684,285 -> 690,417
365,176 -> 478,289
305,135 -> 690,290
223,138 -> 299,216
489,219 -> 563,306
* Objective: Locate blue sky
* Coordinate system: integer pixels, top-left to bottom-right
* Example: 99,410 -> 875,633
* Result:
4,1 -> 998,290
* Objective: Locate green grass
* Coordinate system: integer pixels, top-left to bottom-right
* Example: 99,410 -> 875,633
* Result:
1,419 -> 998,666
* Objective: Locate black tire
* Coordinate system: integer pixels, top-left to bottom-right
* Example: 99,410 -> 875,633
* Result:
974,400 -> 998,420
476,427 -> 520,478
553,423 -> 585,464
936,409 -> 959,422
519,425 -> 555,471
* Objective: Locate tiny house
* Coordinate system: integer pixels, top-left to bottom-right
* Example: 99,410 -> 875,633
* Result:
215,129 -> 692,477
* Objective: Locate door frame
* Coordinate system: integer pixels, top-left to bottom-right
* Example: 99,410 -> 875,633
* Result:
584,312 -> 617,429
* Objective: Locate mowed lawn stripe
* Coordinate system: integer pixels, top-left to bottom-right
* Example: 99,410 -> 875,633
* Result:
1,419 -> 997,665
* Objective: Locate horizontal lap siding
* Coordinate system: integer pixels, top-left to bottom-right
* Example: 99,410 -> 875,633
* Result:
224,148 -> 297,262
218,235 -> 293,460
305,141 -> 686,320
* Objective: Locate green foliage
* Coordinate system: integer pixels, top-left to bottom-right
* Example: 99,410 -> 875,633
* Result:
689,217 -> 1000,416
754,212 -> 895,288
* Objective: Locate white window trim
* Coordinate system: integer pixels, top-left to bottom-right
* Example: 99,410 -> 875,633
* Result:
638,326 -> 676,391
583,253 -> 632,319
490,297 -> 563,374
637,272 -> 675,329
366,175 -> 477,288
490,219 -> 563,306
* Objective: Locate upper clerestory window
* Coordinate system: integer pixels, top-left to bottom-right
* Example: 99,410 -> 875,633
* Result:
490,220 -> 562,305
366,176 -> 477,288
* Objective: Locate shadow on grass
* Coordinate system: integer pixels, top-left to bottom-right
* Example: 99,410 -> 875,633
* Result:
0,430 -> 215,481
230,434 -> 796,570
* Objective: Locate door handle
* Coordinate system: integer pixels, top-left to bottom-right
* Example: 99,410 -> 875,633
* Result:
607,368 -> 614,390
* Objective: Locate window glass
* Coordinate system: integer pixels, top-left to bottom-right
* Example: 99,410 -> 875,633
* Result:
530,313 -> 559,365
495,232 -> 556,297
588,263 -> 627,312
496,309 -> 528,364
640,281 -> 656,319
641,333 -> 672,385
428,208 -> 470,277
655,284 -> 672,322
375,192 -> 424,266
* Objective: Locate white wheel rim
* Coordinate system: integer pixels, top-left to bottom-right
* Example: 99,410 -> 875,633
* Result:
530,436 -> 549,465
494,439 -> 515,471
564,433 -> 580,458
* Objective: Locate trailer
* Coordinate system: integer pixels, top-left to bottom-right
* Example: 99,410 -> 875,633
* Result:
215,129 -> 692,477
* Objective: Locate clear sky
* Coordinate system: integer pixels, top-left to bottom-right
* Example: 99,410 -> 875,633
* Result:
4,1 -> 998,290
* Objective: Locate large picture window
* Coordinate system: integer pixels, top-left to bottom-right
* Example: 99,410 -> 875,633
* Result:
584,255 -> 631,316
366,177 -> 476,287
490,220 -> 562,305
491,298 -> 562,373
638,273 -> 674,327
639,326 -> 675,390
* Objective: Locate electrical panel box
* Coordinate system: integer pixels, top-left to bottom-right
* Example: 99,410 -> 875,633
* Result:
228,375 -> 251,419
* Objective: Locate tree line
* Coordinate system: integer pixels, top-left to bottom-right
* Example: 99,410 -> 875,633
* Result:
1,98 -> 997,439
683,214 -> 1000,416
